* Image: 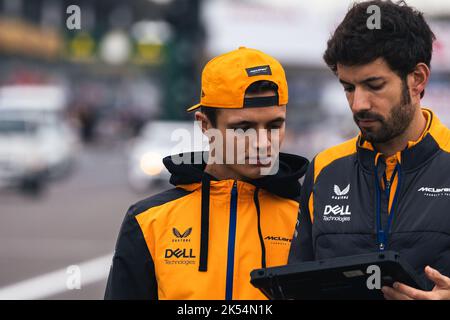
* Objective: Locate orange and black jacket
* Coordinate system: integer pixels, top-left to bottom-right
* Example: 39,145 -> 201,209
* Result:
105,152 -> 308,299
289,108 -> 450,289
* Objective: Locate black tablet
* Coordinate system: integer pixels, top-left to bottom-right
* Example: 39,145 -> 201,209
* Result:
250,251 -> 428,300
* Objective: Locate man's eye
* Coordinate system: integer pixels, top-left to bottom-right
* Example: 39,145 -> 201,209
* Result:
269,124 -> 282,130
368,84 -> 384,91
344,86 -> 355,93
232,127 -> 251,132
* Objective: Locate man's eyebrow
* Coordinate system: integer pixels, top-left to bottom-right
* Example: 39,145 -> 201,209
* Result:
339,78 -> 353,86
227,120 -> 256,127
227,117 -> 285,127
360,76 -> 385,84
339,77 -> 385,86
267,117 -> 285,124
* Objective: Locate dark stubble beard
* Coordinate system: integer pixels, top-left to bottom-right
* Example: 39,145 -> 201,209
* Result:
354,79 -> 415,144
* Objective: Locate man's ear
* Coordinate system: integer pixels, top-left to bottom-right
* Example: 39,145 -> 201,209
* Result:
409,63 -> 430,100
195,111 -> 212,134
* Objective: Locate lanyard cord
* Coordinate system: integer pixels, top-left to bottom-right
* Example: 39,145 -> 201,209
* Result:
374,163 -> 402,251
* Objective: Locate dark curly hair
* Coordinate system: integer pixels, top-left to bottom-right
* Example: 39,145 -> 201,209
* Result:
324,0 -> 436,98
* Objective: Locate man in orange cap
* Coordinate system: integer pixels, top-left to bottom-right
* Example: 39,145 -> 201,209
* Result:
105,47 -> 309,299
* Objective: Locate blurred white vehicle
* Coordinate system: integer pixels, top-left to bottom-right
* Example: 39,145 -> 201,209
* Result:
0,117 -> 46,193
0,85 -> 79,194
128,121 -> 208,193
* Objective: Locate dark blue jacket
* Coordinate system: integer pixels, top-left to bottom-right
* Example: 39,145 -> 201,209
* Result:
289,109 -> 450,290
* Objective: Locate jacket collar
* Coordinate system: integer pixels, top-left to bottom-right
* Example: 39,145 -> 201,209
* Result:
163,151 -> 309,199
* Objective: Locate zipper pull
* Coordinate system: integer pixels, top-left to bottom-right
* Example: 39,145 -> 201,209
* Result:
231,181 -> 237,195
378,230 -> 386,251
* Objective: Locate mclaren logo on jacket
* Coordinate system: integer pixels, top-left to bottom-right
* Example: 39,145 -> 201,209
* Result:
264,235 -> 292,246
417,187 -> 450,197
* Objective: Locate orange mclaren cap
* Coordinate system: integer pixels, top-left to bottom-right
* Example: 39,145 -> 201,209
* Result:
187,47 -> 288,112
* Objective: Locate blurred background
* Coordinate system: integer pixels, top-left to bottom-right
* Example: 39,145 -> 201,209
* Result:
0,0 -> 449,299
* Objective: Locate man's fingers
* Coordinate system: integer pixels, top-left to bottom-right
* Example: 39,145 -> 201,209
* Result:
382,285 -> 413,300
382,288 -> 394,300
393,282 -> 431,300
425,266 -> 450,289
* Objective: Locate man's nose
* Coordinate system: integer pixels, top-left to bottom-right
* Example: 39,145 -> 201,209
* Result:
350,87 -> 371,114
254,129 -> 270,153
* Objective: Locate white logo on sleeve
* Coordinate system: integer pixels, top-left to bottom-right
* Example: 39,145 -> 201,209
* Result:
332,184 -> 350,200
323,205 -> 351,222
325,184 -> 352,222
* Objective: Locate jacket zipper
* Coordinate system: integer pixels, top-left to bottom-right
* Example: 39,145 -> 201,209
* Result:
379,182 -> 390,251
225,181 -> 238,300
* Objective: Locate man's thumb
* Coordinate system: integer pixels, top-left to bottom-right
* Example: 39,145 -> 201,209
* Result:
425,266 -> 449,289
